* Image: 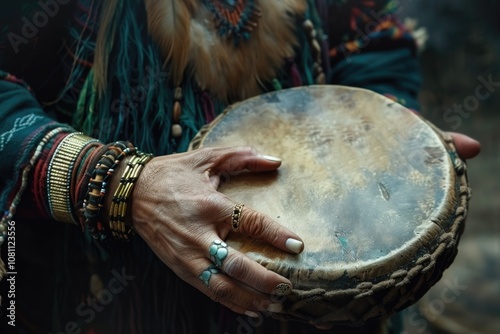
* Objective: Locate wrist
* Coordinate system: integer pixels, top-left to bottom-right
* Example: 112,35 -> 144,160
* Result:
40,134 -> 154,241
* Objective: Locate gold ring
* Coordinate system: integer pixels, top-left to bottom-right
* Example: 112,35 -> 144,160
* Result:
231,203 -> 244,232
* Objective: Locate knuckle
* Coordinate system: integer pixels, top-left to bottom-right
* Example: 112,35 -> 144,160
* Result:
243,211 -> 284,247
268,225 -> 282,245
211,280 -> 234,303
241,146 -> 260,160
224,255 -> 248,280
244,211 -> 266,237
241,146 -> 256,155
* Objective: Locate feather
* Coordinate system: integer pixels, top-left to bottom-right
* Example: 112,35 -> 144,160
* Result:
143,0 -> 196,86
190,0 -> 307,101
145,0 -> 307,101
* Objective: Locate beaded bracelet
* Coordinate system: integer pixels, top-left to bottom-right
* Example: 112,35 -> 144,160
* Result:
71,141 -> 102,208
109,153 -> 153,240
83,144 -> 120,238
83,141 -> 136,240
47,133 -> 99,224
76,143 -> 111,227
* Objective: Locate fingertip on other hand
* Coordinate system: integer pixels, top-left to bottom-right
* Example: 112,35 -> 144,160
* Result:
448,132 -> 481,160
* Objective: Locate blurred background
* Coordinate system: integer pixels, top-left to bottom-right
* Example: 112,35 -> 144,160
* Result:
398,0 -> 499,333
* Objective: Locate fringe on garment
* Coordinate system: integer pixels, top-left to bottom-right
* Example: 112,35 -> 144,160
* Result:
46,0 -> 323,333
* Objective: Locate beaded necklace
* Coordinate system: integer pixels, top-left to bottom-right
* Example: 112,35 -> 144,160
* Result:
69,0 -> 324,154
203,0 -> 262,45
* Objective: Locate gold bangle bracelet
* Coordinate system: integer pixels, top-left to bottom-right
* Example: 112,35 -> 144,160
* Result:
47,133 -> 99,224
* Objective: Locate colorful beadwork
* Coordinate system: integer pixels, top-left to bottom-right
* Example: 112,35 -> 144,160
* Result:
204,0 -> 262,45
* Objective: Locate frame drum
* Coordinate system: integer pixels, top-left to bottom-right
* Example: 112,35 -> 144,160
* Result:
189,86 -> 470,325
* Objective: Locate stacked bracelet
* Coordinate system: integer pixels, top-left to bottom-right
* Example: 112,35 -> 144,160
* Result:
83,141 -> 136,240
47,133 -> 99,224
71,141 -> 102,209
109,153 -> 153,240
75,143 -> 111,229
45,134 -> 153,242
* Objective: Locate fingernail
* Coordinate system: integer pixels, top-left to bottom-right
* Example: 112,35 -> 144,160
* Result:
261,155 -> 282,163
266,303 -> 283,313
274,283 -> 292,296
285,238 -> 304,254
244,310 -> 260,318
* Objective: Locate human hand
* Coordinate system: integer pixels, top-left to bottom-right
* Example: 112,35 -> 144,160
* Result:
130,146 -> 304,317
407,109 -> 480,160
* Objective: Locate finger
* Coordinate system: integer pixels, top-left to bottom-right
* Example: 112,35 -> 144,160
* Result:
448,132 -> 481,160
236,205 -> 305,255
207,239 -> 294,296
193,260 -> 282,315
217,151 -> 282,173
203,146 -> 282,173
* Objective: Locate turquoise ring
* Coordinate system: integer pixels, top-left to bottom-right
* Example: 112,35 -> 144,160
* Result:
209,239 -> 228,267
199,265 -> 221,287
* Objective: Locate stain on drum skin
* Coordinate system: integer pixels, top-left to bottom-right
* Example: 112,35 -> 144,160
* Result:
378,183 -> 390,201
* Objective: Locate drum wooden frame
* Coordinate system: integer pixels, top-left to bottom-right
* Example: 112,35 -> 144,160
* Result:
190,86 -> 470,325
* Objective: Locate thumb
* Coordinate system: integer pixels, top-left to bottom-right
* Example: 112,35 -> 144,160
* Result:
205,146 -> 282,189
212,146 -> 282,173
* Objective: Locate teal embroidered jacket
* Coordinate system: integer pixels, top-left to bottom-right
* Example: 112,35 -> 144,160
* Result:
0,0 -> 420,333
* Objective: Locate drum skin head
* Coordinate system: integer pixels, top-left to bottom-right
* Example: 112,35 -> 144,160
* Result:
190,85 -> 470,325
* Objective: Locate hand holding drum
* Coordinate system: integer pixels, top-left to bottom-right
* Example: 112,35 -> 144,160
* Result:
131,85 -> 479,325
131,146 -> 305,318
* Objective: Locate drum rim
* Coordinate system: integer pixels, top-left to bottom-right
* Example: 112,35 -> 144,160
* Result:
189,85 -> 470,324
